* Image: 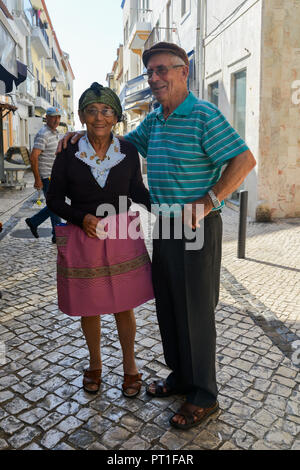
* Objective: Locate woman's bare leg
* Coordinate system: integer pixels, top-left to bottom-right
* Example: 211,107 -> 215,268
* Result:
81,316 -> 102,371
114,309 -> 138,376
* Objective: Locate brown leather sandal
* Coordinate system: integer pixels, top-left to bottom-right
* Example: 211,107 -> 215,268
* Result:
83,368 -> 102,394
169,401 -> 219,430
122,373 -> 143,398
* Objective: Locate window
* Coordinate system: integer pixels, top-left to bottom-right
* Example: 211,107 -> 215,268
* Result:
141,0 -> 149,9
181,0 -> 187,17
166,1 -> 172,41
154,20 -> 160,42
2,0 -> 11,12
124,20 -> 129,44
187,55 -> 195,92
0,23 -> 17,76
24,0 -> 34,27
230,69 -> 247,201
208,81 -> 219,107
233,69 -> 247,140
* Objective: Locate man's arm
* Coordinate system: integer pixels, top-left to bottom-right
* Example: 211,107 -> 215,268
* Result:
30,148 -> 43,190
187,150 -> 256,228
211,149 -> 256,203
56,131 -> 85,154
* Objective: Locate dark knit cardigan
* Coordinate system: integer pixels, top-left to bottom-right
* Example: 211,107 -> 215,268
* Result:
46,138 -> 151,227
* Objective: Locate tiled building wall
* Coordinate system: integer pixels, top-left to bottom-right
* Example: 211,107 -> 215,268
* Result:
259,0 -> 300,218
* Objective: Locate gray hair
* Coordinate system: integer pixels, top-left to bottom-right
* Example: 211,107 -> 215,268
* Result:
168,54 -> 187,67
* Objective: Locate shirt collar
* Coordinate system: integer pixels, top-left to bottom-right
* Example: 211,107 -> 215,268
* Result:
46,125 -> 59,135
155,92 -> 198,121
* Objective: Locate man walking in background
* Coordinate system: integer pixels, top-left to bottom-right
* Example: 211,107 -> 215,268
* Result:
26,107 -> 62,244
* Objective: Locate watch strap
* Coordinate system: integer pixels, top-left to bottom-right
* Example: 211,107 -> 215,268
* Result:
208,189 -> 221,208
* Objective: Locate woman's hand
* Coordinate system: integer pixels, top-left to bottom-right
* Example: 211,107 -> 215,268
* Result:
56,131 -> 86,154
82,214 -> 99,238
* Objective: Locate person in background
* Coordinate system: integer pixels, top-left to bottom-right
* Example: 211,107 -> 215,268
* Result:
26,107 -> 62,244
47,83 -> 154,397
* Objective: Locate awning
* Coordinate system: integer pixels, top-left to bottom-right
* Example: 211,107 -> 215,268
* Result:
0,101 -> 17,118
0,0 -> 13,19
0,60 -> 27,94
15,60 -> 27,87
125,100 -> 151,113
127,74 -> 147,89
125,87 -> 152,105
187,50 -> 195,90
0,102 -> 17,111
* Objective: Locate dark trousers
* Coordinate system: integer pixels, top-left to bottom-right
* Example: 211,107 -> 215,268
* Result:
152,212 -> 222,407
29,177 -> 61,236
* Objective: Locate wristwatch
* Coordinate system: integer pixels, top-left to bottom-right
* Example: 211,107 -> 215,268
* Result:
208,189 -> 221,209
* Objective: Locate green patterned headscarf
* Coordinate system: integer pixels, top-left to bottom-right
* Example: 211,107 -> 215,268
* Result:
79,82 -> 123,122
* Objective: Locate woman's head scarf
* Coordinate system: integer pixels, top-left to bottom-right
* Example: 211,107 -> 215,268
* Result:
79,82 -> 123,122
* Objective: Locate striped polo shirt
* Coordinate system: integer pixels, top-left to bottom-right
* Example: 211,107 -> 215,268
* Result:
125,92 -> 249,215
33,125 -> 61,179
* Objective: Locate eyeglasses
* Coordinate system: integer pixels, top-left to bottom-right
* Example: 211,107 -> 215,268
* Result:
143,65 -> 185,80
84,108 -> 116,118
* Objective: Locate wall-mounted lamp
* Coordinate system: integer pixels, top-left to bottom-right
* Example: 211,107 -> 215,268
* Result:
49,77 -> 58,92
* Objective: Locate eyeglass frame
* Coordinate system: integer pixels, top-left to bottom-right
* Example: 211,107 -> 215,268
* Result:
84,107 -> 116,118
143,64 -> 186,80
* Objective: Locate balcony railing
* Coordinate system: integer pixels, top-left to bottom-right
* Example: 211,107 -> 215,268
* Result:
129,8 -> 152,36
53,98 -> 60,109
52,49 -> 60,71
26,70 -> 35,98
37,80 -> 51,104
144,27 -> 176,51
38,22 -> 49,47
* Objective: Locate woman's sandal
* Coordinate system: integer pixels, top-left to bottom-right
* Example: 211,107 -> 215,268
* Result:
169,401 -> 219,430
83,368 -> 102,394
146,379 -> 177,398
122,373 -> 143,398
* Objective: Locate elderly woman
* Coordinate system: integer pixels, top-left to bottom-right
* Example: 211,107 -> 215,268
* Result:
46,83 -> 154,396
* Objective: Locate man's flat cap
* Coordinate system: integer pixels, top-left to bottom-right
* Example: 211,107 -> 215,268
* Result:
142,42 -> 189,67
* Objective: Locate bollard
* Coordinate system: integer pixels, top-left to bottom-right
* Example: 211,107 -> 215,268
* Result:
0,115 -> 4,183
237,190 -> 248,259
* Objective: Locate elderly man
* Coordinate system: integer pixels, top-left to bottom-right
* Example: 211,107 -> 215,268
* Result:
59,42 -> 256,430
26,107 -> 62,243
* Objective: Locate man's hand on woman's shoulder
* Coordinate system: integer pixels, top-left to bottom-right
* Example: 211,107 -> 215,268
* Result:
56,131 -> 86,154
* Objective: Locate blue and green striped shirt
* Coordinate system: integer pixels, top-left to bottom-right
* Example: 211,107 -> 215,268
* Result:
124,92 -> 249,214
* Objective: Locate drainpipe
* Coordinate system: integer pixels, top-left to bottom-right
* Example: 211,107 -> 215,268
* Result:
195,0 -> 205,99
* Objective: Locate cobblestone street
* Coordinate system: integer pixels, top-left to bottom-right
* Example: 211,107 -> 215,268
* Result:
0,177 -> 299,451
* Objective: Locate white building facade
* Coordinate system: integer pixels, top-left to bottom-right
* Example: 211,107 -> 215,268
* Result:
0,0 -> 75,155
115,0 -> 300,219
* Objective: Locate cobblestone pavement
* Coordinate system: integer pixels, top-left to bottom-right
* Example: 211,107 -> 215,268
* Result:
0,181 -> 299,450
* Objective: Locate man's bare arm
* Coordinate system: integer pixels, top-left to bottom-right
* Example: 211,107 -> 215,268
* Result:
212,149 -> 256,204
30,148 -> 43,190
186,150 -> 256,228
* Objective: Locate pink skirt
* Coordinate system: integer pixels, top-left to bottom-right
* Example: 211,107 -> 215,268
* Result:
55,212 -> 154,316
